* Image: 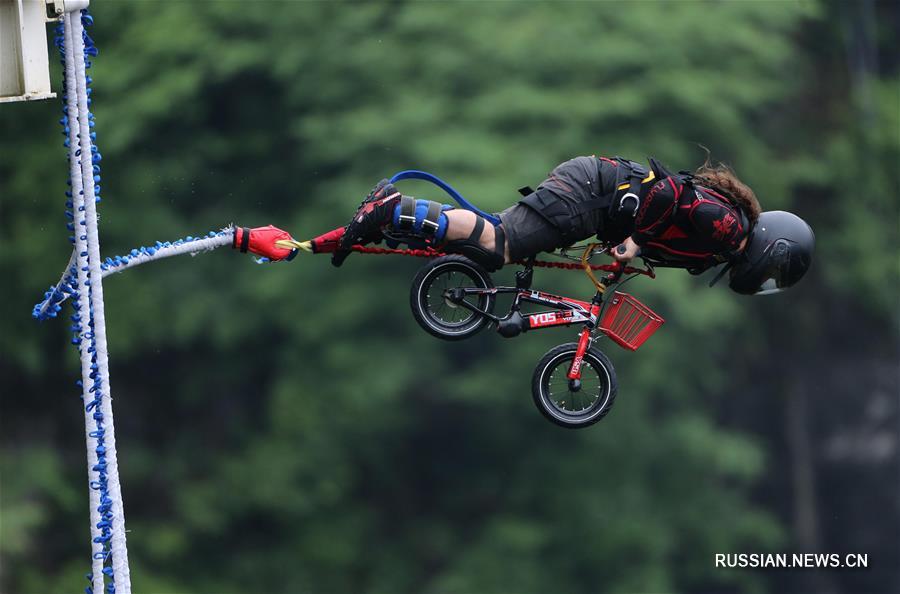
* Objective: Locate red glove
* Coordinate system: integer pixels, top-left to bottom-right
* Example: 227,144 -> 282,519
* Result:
232,225 -> 296,261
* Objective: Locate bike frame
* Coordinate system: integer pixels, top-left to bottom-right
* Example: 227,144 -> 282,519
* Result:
449,285 -> 598,332
446,253 -> 653,382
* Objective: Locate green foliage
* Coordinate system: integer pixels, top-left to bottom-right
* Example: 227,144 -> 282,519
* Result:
1,1 -> 896,593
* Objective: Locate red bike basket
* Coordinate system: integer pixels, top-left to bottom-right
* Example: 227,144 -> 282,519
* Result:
599,291 -> 665,351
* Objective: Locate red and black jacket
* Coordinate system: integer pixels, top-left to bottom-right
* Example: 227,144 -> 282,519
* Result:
630,173 -> 749,272
518,155 -> 751,271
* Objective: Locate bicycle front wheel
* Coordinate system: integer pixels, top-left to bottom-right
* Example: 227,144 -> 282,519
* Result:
532,343 -> 618,428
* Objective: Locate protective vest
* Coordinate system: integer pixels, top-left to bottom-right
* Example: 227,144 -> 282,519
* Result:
638,158 -> 751,272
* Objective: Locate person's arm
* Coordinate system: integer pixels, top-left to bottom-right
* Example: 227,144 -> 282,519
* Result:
688,199 -> 746,253
631,177 -> 680,245
613,177 -> 679,261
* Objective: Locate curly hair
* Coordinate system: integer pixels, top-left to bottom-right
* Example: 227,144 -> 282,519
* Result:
693,158 -> 762,226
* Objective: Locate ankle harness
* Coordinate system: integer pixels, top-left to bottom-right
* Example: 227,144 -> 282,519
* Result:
392,196 -> 450,243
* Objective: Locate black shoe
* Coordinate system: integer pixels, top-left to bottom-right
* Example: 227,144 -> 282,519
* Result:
332,180 -> 401,267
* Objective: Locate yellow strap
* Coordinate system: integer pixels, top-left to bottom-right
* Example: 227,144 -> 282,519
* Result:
616,171 -> 656,191
581,243 -> 607,294
275,239 -> 313,252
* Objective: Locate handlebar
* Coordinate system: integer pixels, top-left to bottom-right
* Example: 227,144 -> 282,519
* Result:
601,262 -> 654,277
580,243 -> 655,292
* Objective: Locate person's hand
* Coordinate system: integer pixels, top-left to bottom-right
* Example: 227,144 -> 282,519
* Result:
612,236 -> 641,262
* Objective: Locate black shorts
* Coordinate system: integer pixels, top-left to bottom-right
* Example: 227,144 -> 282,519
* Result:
498,203 -> 565,261
499,156 -> 633,260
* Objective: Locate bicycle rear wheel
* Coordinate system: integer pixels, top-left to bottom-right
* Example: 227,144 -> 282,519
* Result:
410,255 -> 495,341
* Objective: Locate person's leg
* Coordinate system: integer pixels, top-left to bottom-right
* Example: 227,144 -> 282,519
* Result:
394,203 -> 561,267
494,204 -> 566,262
443,209 -> 510,263
333,181 -> 510,270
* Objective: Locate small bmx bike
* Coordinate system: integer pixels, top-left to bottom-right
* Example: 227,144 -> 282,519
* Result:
409,244 -> 664,428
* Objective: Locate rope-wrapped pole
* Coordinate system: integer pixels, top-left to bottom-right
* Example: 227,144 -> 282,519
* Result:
62,14 -> 105,593
69,12 -> 132,593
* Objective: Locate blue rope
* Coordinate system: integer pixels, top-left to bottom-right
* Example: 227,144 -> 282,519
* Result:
389,170 -> 502,226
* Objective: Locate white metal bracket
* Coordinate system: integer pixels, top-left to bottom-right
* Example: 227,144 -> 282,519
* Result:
0,0 -> 62,102
46,0 -> 90,19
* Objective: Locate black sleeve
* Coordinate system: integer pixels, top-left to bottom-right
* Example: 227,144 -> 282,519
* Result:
631,177 -> 679,245
688,199 -> 746,253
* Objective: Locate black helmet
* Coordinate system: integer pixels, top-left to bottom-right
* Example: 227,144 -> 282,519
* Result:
728,211 -> 815,295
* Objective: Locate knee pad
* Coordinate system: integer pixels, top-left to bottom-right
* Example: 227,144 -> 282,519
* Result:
443,216 -> 506,272
391,196 -> 450,243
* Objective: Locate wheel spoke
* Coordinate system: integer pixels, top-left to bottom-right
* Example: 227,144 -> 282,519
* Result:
422,263 -> 485,329
544,358 -> 605,416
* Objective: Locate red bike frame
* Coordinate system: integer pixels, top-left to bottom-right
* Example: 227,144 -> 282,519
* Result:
446,256 -> 654,381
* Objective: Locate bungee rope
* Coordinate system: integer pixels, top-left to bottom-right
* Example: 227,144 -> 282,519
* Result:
32,9 -> 134,594
345,245 -> 633,271
34,229 -> 235,319
35,15 -> 254,587
275,238 -> 643,273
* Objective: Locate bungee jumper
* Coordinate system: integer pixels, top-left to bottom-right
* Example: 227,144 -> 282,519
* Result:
245,153 -> 814,296
228,153 -> 814,428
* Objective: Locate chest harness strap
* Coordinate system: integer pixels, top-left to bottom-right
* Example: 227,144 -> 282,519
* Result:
612,157 -> 652,217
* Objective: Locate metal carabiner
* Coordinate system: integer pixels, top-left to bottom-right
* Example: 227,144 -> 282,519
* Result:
618,192 -> 641,217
